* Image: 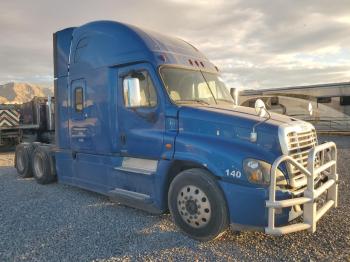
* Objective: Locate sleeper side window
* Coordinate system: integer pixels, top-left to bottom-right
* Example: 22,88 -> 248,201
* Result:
75,87 -> 84,112
123,71 -> 157,108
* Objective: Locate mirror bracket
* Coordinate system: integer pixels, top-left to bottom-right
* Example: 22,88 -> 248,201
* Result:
250,99 -> 271,143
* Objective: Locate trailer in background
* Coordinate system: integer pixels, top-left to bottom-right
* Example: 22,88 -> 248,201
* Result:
239,82 -> 350,133
0,96 -> 55,146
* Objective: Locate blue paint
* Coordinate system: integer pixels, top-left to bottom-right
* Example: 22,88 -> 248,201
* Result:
219,180 -> 291,227
53,20 -> 300,228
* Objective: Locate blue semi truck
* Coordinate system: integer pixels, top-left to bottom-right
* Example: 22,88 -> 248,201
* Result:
14,21 -> 339,241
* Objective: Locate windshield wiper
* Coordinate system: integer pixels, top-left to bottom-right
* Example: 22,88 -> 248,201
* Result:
175,99 -> 210,105
216,98 -> 234,104
199,70 -> 218,105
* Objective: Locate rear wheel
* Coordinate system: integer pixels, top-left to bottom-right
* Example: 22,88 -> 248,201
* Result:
32,145 -> 56,184
15,143 -> 34,178
168,168 -> 229,241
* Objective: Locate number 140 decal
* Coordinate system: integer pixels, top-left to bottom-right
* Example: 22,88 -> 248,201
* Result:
225,169 -> 242,178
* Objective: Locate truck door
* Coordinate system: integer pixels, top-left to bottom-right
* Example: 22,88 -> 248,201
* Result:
69,79 -> 89,151
117,63 -> 164,159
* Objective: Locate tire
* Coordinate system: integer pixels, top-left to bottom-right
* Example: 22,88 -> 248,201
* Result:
32,142 -> 42,149
168,168 -> 229,241
15,143 -> 34,178
32,145 -> 57,184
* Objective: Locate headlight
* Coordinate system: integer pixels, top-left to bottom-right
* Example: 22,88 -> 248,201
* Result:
243,158 -> 287,187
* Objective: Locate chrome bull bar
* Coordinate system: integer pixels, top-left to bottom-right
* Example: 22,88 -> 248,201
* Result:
265,142 -> 338,235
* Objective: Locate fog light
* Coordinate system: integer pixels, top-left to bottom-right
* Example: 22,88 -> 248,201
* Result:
243,159 -> 270,186
250,169 -> 263,182
243,158 -> 287,187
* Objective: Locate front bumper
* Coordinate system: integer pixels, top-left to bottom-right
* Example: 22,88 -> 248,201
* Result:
265,141 -> 338,235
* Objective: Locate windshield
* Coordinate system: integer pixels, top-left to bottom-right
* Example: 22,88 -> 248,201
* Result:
160,67 -> 234,106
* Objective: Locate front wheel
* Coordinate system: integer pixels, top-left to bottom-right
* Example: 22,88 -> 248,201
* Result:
168,168 -> 229,241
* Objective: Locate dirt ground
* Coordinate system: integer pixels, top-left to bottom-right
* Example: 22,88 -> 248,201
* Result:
0,151 -> 14,167
1,136 -> 349,261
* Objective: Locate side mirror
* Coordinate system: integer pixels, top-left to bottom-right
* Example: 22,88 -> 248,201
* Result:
308,102 -> 313,116
123,77 -> 142,108
230,88 -> 235,99
255,99 -> 267,117
250,99 -> 271,143
230,88 -> 238,105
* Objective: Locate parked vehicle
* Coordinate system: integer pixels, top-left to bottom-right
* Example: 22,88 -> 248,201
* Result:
239,82 -> 350,133
14,21 -> 339,241
0,97 -> 54,146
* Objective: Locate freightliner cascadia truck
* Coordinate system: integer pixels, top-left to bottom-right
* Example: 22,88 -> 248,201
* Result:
14,21 -> 339,241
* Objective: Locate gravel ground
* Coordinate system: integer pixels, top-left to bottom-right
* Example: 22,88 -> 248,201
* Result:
0,136 -> 349,261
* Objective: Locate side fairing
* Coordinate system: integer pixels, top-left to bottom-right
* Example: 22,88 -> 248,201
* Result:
53,27 -> 75,149
54,77 -> 70,149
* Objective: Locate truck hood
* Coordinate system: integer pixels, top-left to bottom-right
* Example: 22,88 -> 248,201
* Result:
178,104 -> 296,128
176,104 -> 299,157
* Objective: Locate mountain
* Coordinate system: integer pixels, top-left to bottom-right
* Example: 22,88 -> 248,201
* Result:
0,82 -> 53,104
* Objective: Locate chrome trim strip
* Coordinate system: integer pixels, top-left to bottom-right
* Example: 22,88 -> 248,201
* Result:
113,157 -> 158,175
113,166 -> 154,175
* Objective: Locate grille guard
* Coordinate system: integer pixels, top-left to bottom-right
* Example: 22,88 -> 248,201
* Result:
265,142 -> 338,235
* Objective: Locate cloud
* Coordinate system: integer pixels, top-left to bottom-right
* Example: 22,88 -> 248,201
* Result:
0,0 -> 349,89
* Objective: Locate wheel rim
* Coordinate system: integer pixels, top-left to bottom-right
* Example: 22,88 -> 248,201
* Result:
34,154 -> 44,178
17,151 -> 25,172
177,185 -> 212,228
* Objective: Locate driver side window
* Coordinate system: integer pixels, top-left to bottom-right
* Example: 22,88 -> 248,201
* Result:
123,71 -> 157,108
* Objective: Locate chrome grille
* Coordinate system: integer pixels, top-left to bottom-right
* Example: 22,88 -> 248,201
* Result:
286,129 -> 318,187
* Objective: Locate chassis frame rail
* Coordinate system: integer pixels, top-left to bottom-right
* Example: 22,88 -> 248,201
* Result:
265,142 -> 338,235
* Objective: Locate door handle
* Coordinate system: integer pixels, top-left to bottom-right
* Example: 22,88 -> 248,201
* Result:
120,134 -> 126,145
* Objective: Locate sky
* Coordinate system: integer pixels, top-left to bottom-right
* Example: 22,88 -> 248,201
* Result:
0,0 -> 349,89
